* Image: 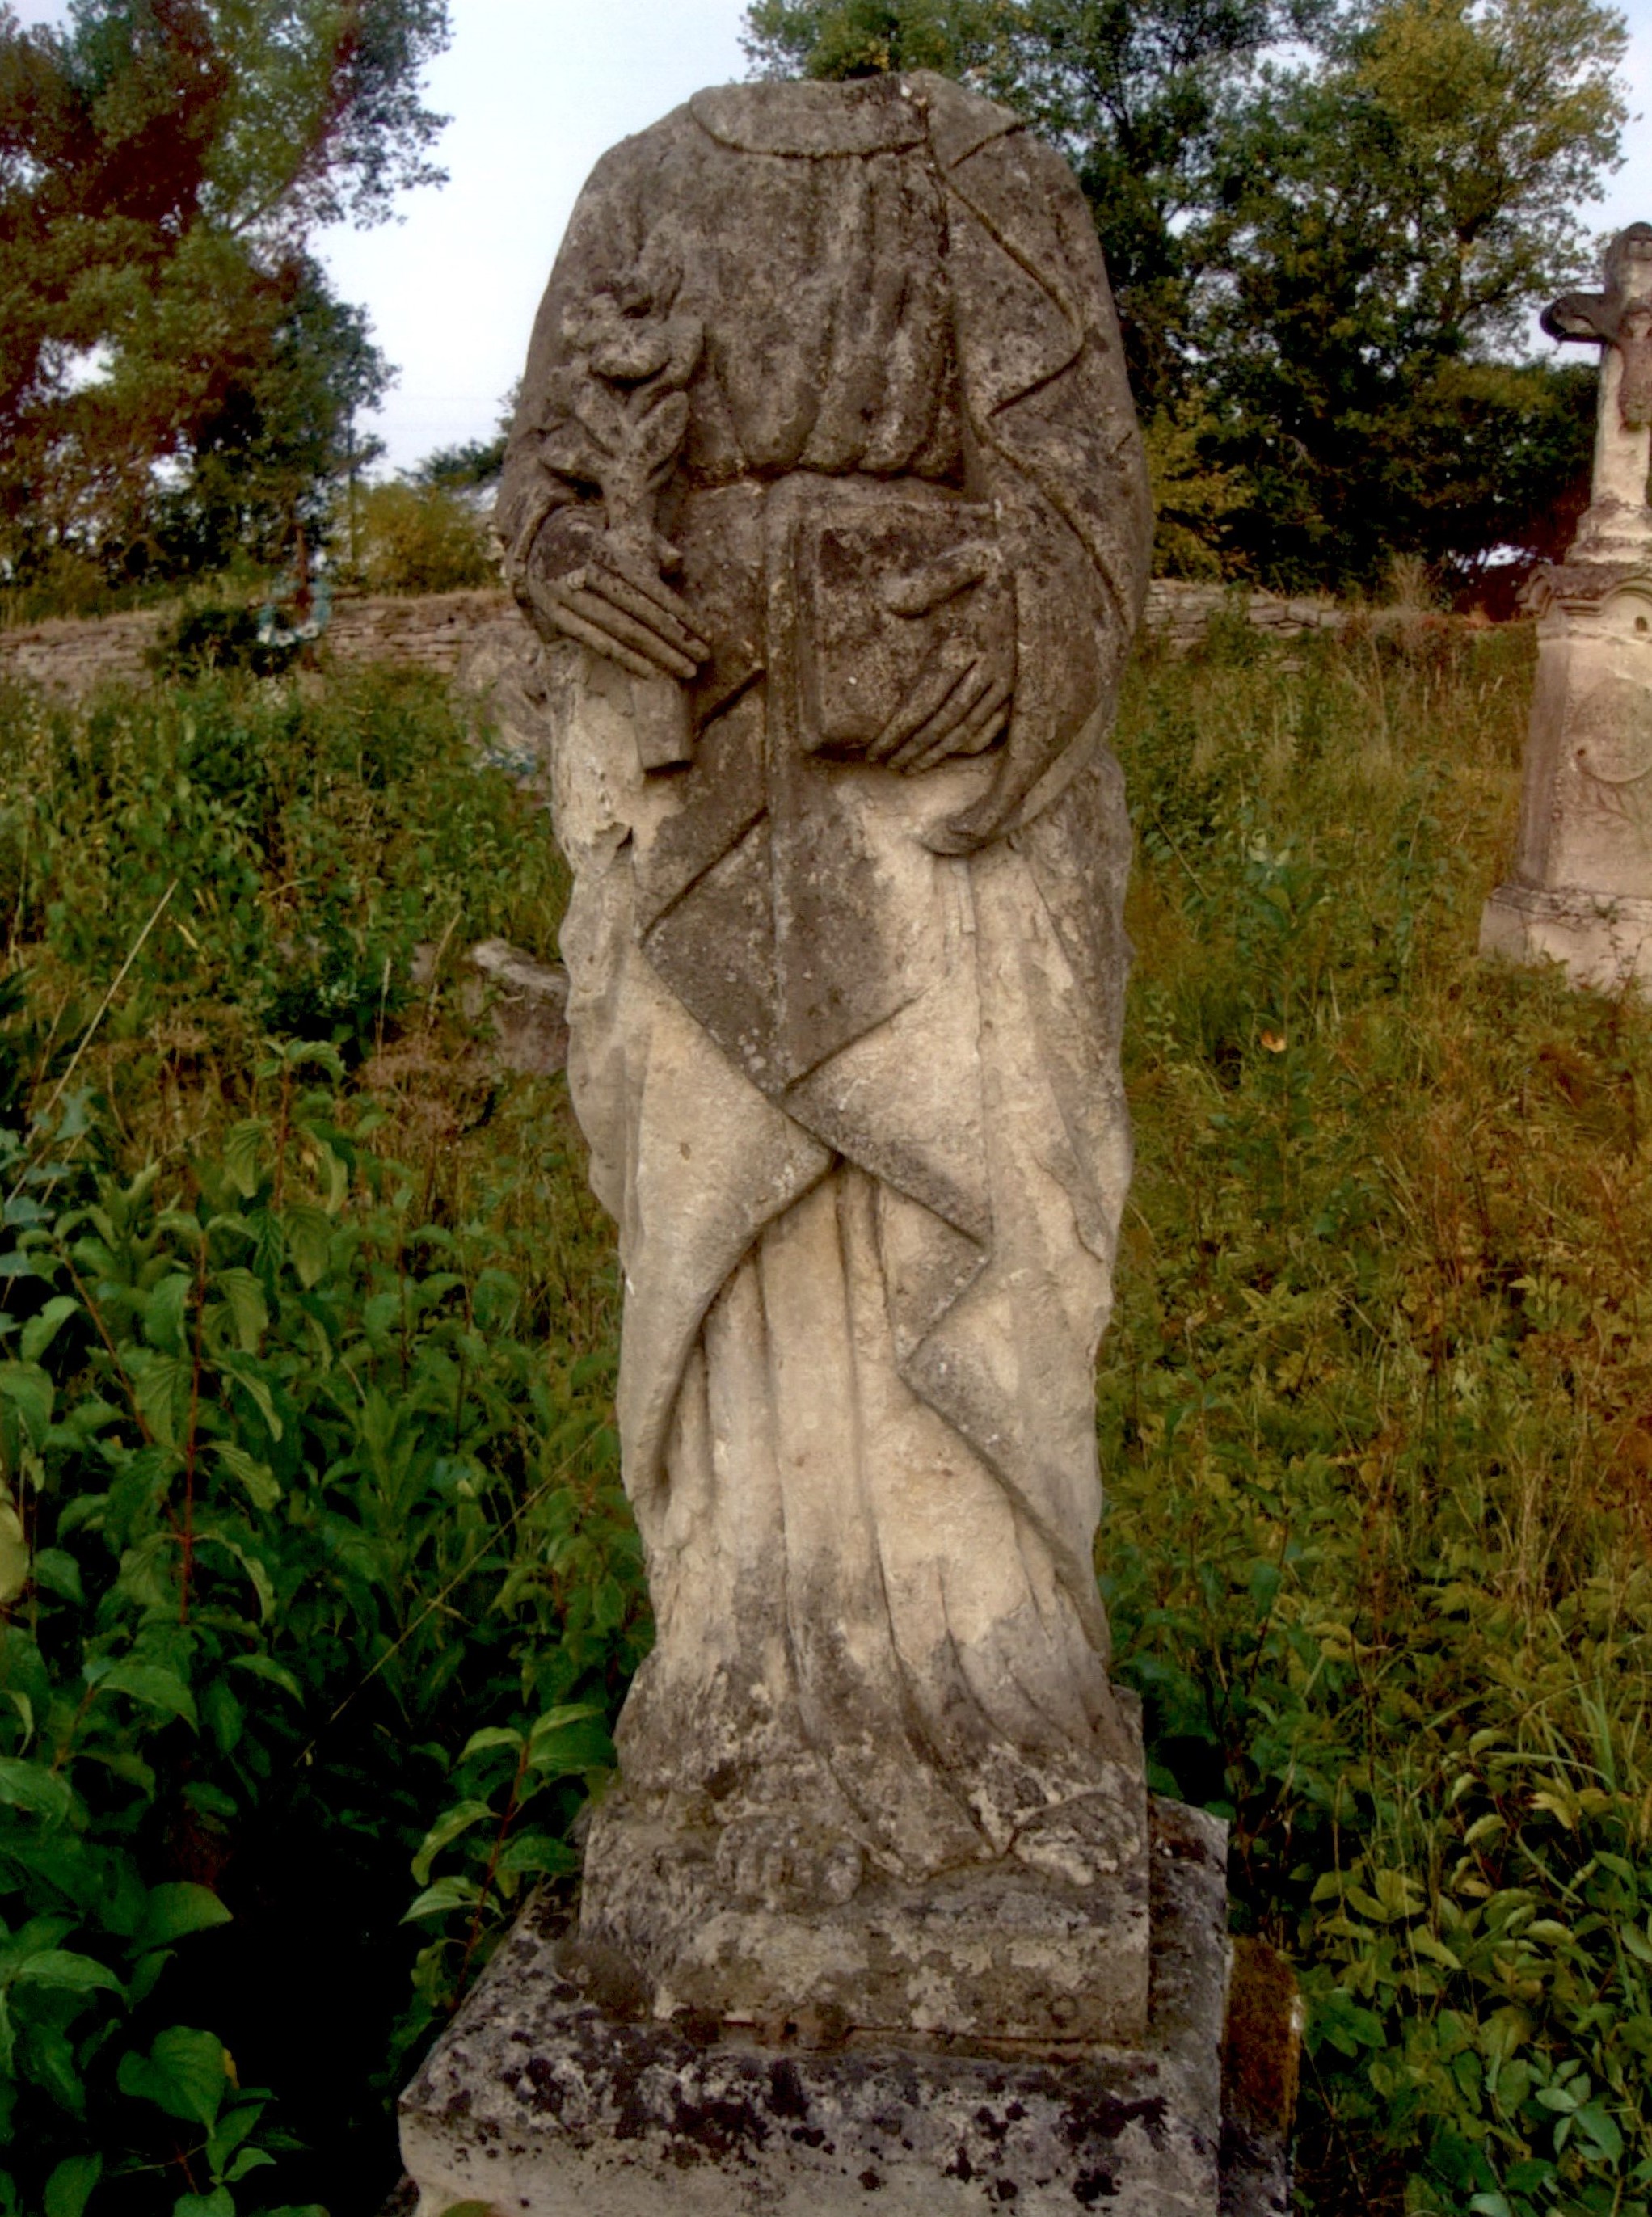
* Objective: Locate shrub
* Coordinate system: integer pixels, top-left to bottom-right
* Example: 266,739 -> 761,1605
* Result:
154,605 -> 301,683
345,485 -> 495,597
0,1047 -> 642,2214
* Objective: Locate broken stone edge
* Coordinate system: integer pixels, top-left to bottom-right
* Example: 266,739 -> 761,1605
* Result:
1480,879 -> 1652,991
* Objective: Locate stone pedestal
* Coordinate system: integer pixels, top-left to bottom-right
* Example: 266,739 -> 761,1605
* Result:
1481,561 -> 1652,989
575,1734 -> 1149,2051
399,1802 -> 1276,2217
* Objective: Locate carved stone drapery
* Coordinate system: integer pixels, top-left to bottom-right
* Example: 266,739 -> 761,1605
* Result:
402,70 -> 1256,2217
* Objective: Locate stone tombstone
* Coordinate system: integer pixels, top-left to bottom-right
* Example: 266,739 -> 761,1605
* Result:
1481,223 -> 1652,985
401,71 -> 1264,2217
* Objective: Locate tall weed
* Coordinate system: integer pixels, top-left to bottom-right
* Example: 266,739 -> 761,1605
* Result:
0,670 -> 634,2211
2,625 -> 1650,2215
1106,617 -> 1652,2215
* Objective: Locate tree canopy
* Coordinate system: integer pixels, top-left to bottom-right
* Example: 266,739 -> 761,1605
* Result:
744,0 -> 1628,593
0,0 -> 449,605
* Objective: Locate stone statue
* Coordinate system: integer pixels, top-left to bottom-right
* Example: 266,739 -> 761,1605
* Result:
1482,223 -> 1652,987
494,63 -> 1152,2042
402,71 -> 1258,2217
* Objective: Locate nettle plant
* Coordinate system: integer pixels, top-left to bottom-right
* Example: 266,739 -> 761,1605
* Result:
0,1045 -> 641,2216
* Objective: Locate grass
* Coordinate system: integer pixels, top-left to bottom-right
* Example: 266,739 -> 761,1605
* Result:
0,616 -> 1648,2215
1105,612 -> 1652,2215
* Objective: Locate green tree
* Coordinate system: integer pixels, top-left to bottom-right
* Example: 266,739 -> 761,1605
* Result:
0,0 -> 448,602
744,0 -> 1317,411
1199,0 -> 1625,588
744,0 -> 1627,590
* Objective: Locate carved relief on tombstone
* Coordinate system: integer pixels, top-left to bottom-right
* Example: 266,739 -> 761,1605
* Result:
1481,225 -> 1652,986
400,71 -> 1262,2217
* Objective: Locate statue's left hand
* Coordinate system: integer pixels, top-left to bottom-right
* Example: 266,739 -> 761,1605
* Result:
864,632 -> 1014,774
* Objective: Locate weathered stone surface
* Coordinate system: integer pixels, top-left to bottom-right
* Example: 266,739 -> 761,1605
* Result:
1217,1939 -> 1301,2217
0,606 -> 166,692
578,1747 -> 1148,2048
467,939 -> 570,1075
481,64 -> 1161,2055
400,1800 -> 1230,2217
1140,580 -> 1347,653
1543,225 -> 1652,567
1482,237 -> 1652,990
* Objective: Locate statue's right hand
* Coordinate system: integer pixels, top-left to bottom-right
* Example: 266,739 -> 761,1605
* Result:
527,528 -> 710,683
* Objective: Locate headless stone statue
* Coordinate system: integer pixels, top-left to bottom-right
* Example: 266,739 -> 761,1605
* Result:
1482,223 -> 1652,986
487,68 -> 1156,2048
399,74 -> 1264,2217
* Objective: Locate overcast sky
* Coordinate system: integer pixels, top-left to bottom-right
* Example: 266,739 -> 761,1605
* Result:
14,0 -> 1652,472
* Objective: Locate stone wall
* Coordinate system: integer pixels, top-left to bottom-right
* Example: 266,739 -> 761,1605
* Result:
1142,578 -> 1350,654
0,579 -> 1359,702
0,607 -> 167,694
0,588 -> 528,698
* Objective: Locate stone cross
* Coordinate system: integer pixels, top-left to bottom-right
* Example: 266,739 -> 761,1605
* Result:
1480,221 -> 1652,990
1543,222 -> 1652,557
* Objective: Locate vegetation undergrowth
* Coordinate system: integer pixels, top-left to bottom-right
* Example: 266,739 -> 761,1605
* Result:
1103,612 -> 1652,2217
0,621 -> 1648,2215
0,668 -> 641,2215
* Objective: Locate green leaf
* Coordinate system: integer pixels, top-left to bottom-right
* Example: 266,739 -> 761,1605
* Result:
220,1355 -> 283,1443
213,1268 -> 268,1353
200,1532 -> 276,1621
527,1703 -> 605,1743
44,2154 -> 101,2217
90,1661 -> 199,1732
174,2193 -> 234,2217
0,1361 -> 53,1446
412,1800 -> 495,1886
141,1274 -> 192,1355
0,1498 -> 26,1605
496,1831 -> 579,1878
213,1441 -> 280,1511
1310,1987 -> 1387,2057
128,1351 -> 189,1446
134,1884 -> 233,1955
283,1203 -> 334,1289
28,2017 -> 86,2115
457,1726 -> 524,1764
403,1876 -> 483,1924
0,1757 -> 73,1822
230,1654 -> 303,1702
117,2025 -> 230,2127
21,1296 -> 79,1364
221,1121 -> 267,1199
13,1949 -> 124,1997
206,2101 -> 267,2168
1572,2102 -> 1625,2163
526,1718 -> 615,1776
30,1547 -> 85,1604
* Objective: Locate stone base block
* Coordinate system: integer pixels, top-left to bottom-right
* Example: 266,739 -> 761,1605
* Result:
576,1757 -> 1149,2050
1480,881 -> 1652,991
400,1801 -> 1255,2217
